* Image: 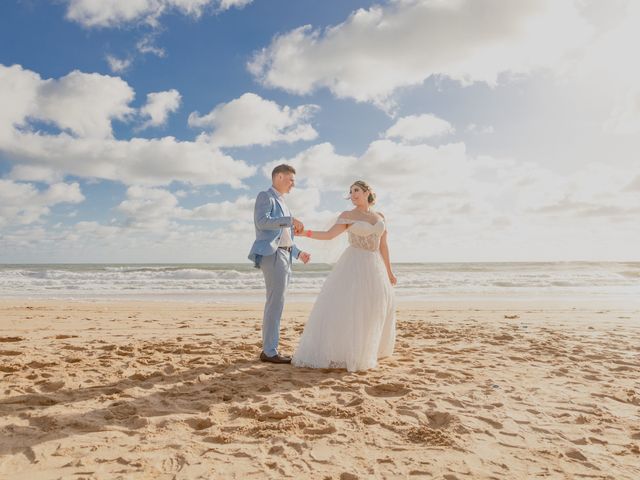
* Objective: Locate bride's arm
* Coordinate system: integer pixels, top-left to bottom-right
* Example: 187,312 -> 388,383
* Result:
378,214 -> 397,285
301,223 -> 349,240
301,222 -> 349,240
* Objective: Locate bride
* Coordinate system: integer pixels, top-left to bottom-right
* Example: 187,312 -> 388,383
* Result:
292,180 -> 397,372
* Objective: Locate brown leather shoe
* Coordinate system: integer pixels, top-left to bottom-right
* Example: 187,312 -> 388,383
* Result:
260,351 -> 292,364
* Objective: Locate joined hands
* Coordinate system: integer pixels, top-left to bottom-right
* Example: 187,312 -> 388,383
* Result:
293,218 -> 310,263
293,218 -> 304,235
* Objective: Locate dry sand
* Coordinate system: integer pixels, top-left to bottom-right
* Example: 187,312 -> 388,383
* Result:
0,299 -> 639,479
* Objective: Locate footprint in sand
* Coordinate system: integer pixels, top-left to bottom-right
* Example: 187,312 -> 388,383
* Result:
202,434 -> 231,444
427,411 -> 457,429
575,414 -> 590,424
564,448 -> 588,462
0,350 -> 22,356
185,417 -> 214,430
37,380 -> 65,392
339,473 -> 359,480
476,416 -> 503,429
62,345 -> 86,352
0,336 -> 24,343
364,383 -> 411,397
104,401 -> 138,421
20,395 -> 59,406
0,364 -> 20,373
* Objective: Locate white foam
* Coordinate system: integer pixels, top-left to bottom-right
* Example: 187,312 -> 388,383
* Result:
0,262 -> 638,300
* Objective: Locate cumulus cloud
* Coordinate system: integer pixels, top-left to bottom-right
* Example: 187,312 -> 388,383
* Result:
249,0 -> 592,107
261,135 -> 639,251
64,0 -> 253,28
8,165 -> 64,183
139,89 -> 182,129
260,142 -> 358,190
4,133 -> 255,187
0,179 -> 84,227
115,186 -> 255,232
0,64 -> 255,187
262,140 -> 473,196
384,114 -> 454,142
219,0 -> 253,10
106,54 -> 132,73
190,196 -> 254,221
0,64 -> 134,139
117,186 -> 187,230
189,92 -> 319,147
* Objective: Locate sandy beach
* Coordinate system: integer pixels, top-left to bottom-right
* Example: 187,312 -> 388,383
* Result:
0,299 -> 639,479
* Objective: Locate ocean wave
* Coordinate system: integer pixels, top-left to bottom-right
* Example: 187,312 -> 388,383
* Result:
0,263 -> 639,298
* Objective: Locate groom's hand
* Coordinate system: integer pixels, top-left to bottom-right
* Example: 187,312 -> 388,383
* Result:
299,251 -> 311,264
293,218 -> 304,234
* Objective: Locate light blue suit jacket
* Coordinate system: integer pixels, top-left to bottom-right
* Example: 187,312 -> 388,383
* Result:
248,187 -> 301,267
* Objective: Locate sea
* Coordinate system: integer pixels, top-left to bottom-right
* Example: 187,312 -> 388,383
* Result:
0,262 -> 639,303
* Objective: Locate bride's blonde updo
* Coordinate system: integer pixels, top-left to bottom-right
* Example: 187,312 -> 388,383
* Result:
350,180 -> 376,205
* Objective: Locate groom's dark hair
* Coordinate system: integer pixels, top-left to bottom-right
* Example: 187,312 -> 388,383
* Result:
271,164 -> 296,179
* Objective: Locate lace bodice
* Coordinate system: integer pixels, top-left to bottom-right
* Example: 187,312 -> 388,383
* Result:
337,218 -> 385,251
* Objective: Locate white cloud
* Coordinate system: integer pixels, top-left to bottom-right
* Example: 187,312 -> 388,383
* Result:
258,134 -> 640,260
74,221 -> 121,237
136,34 -> 167,57
4,133 -> 255,187
466,123 -> 494,134
64,0 -> 253,28
115,186 -> 256,232
140,89 -> 182,129
567,1 -> 640,135
3,134 -> 638,262
8,165 -> 64,183
384,114 -> 454,142
0,65 -> 134,139
189,92 -> 319,147
117,185 -> 187,230
249,0 -> 592,107
190,196 -> 254,221
0,64 -> 255,187
261,142 -> 358,190
219,0 -> 253,11
38,70 -> 134,138
0,180 -> 84,227
106,54 -> 132,73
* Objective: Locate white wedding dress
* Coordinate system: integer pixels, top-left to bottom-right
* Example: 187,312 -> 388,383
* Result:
292,218 -> 396,372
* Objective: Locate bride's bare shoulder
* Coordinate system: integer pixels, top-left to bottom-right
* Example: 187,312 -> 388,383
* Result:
339,210 -> 357,220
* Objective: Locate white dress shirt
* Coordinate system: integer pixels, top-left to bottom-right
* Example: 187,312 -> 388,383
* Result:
270,187 -> 293,247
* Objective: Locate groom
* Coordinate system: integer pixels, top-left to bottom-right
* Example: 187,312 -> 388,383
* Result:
248,164 -> 310,364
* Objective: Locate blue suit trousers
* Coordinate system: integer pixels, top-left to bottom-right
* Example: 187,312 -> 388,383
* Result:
259,249 -> 291,356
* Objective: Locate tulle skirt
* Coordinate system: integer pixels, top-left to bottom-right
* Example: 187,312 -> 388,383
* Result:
292,245 -> 396,372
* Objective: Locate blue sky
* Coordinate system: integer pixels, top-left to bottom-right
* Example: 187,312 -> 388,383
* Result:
1,0 -> 639,263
